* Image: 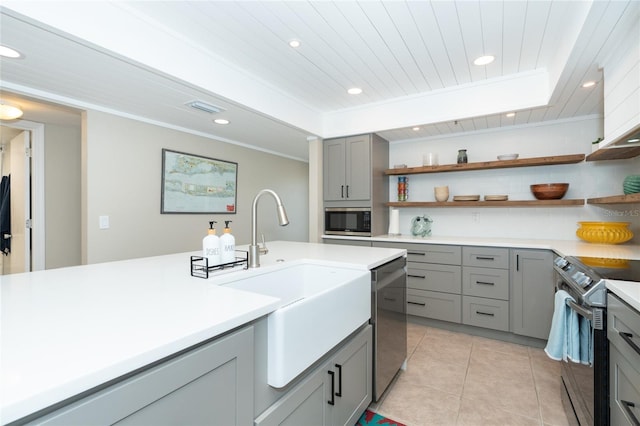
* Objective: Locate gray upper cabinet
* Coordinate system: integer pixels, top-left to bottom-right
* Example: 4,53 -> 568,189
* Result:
510,249 -> 554,340
26,326 -> 255,425
324,135 -> 371,202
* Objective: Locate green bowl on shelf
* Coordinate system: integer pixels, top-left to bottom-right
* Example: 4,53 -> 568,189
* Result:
623,175 -> 640,195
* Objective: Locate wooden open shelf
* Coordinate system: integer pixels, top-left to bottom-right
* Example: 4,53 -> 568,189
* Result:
586,146 -> 640,161
386,199 -> 585,208
587,193 -> 640,205
385,154 -> 585,175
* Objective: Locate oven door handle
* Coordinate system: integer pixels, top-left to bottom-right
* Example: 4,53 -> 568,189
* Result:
566,299 -> 593,321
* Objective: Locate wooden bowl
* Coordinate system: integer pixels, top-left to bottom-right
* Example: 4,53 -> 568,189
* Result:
530,183 -> 569,200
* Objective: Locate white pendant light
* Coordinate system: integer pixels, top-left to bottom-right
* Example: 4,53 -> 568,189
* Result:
0,102 -> 23,120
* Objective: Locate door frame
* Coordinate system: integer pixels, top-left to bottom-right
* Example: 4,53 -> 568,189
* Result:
5,119 -> 45,271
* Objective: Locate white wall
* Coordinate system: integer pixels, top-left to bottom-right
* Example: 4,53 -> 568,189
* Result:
82,110 -> 309,264
388,117 -> 640,242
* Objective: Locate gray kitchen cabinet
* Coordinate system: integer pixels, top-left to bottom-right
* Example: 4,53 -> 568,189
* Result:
510,249 -> 554,339
255,325 -> 372,426
461,247 -> 510,331
323,135 -> 371,202
323,238 -> 372,247
374,242 -> 462,324
608,293 -> 640,426
25,326 -> 254,425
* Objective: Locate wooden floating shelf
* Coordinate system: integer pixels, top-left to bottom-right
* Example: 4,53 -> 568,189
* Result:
385,154 -> 585,175
587,193 -> 640,205
387,199 -> 586,208
586,146 -> 640,161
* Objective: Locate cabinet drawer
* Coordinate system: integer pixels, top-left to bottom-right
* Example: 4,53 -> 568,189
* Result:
373,242 -> 460,265
407,264 -> 461,294
462,266 -> 509,300
462,296 -> 509,331
610,344 -> 640,426
608,293 -> 640,370
407,289 -> 461,323
462,247 -> 509,269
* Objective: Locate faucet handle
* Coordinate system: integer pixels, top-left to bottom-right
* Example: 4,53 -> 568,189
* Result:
259,234 -> 269,255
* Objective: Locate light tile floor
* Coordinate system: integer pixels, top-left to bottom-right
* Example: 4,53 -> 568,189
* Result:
370,322 -> 571,426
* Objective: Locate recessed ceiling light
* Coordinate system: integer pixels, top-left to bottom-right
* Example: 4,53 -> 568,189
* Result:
0,102 -> 24,120
473,55 -> 495,66
213,118 -> 229,125
506,112 -> 516,118
347,87 -> 363,95
412,127 -> 420,131
0,45 -> 23,58
289,39 -> 301,48
582,81 -> 597,88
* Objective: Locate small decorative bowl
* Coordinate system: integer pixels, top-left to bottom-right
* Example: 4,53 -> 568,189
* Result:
576,222 -> 634,244
497,154 -> 519,161
530,183 -> 569,200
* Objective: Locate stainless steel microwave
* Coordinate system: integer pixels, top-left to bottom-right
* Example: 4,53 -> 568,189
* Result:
324,207 -> 371,236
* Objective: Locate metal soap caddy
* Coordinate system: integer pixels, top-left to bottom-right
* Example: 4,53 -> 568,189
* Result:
190,250 -> 248,279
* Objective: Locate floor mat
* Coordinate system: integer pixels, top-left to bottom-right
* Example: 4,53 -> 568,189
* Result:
355,409 -> 406,426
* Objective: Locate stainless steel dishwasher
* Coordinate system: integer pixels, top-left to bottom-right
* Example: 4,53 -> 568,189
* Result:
371,256 -> 407,401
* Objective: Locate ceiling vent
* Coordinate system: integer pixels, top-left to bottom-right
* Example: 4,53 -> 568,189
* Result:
186,100 -> 225,114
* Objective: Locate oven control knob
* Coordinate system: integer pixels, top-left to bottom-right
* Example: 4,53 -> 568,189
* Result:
572,271 -> 584,282
554,257 -> 569,269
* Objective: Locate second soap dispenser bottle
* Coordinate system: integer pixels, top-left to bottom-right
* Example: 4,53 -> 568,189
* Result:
220,220 -> 236,264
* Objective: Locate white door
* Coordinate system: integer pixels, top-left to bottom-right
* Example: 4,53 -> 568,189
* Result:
3,131 -> 31,274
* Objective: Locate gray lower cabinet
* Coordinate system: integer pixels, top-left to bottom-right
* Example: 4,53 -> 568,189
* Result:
323,239 -> 372,247
608,293 -> 640,426
25,326 -> 254,425
255,325 -> 372,426
461,247 -> 509,331
510,249 -> 554,339
374,242 -> 462,324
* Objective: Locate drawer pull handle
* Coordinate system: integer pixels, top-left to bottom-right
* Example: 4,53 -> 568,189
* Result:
408,274 -> 426,279
476,281 -> 495,286
621,400 -> 640,426
327,370 -> 335,405
408,251 -> 425,256
475,256 -> 495,261
383,297 -> 397,302
476,311 -> 495,317
335,364 -> 343,397
408,301 -> 426,306
620,332 -> 640,356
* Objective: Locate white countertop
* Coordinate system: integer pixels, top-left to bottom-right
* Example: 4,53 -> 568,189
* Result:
325,234 -> 640,314
0,241 -> 405,424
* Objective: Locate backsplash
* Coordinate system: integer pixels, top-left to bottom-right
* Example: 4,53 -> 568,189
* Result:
387,117 -> 640,242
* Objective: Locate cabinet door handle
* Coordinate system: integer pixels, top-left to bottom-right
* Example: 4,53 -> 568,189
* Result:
475,256 -> 495,261
383,297 -> 397,302
621,400 -> 640,426
476,281 -> 495,286
408,274 -> 426,279
327,370 -> 335,405
345,185 -> 349,198
620,332 -> 640,356
516,254 -> 520,271
408,251 -> 425,256
335,364 -> 342,397
476,311 -> 495,317
408,301 -> 426,306
341,185 -> 344,198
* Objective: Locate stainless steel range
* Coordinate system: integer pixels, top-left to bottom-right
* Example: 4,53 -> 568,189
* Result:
553,255 -> 609,426
553,255 -> 640,426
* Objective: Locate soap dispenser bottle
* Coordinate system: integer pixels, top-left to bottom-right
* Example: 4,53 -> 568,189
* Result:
203,221 -> 221,266
220,220 -> 236,264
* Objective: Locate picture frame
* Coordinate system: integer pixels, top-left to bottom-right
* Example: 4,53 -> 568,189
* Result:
161,149 -> 237,214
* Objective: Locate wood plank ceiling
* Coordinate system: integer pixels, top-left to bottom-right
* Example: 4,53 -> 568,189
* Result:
0,1 -> 638,160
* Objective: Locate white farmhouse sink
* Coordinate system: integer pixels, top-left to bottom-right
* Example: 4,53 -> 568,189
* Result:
223,263 -> 370,388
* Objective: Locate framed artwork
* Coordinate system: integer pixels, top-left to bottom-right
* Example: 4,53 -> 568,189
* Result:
161,149 -> 237,214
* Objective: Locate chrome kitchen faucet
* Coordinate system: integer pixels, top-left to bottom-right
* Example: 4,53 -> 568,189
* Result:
249,189 -> 289,268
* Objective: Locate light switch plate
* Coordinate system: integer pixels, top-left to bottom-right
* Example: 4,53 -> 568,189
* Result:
99,215 -> 109,229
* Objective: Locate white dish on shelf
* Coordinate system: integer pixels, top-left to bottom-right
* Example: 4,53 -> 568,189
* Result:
484,195 -> 509,201
453,195 -> 480,201
497,154 -> 519,161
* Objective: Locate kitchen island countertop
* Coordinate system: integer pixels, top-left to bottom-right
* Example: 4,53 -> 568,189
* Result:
1,241 -> 405,425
